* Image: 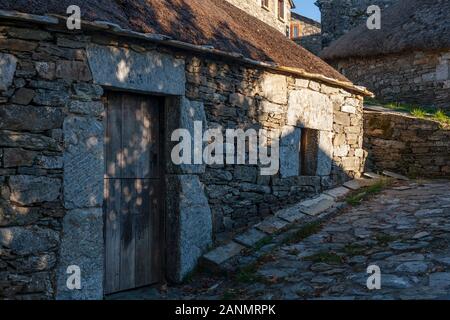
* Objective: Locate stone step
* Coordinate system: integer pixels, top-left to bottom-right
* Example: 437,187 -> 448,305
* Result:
200,189 -> 346,271
343,178 -> 380,191
202,241 -> 245,267
364,172 -> 383,179
382,170 -> 410,181
324,186 -> 351,199
255,216 -> 290,234
298,194 -> 335,216
234,228 -> 267,247
276,204 -> 307,223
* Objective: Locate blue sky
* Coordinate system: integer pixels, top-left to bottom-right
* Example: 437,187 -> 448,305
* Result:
293,0 -> 321,22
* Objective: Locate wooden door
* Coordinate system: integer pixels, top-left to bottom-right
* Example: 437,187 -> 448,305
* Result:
104,92 -> 164,294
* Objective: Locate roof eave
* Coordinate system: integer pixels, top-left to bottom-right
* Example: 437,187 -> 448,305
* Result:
0,9 -> 373,97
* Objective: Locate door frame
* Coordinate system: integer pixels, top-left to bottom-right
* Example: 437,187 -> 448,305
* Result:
102,90 -> 167,295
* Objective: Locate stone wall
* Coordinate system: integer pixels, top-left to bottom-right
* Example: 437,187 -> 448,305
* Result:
0,19 -> 365,299
225,0 -> 292,35
185,57 -> 366,242
0,26 -> 105,299
334,50 -> 450,110
291,14 -> 322,55
316,0 -> 396,48
364,110 -> 450,178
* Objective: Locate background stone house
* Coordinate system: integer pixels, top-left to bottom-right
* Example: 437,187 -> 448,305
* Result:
316,0 -> 396,49
225,0 -> 295,36
290,12 -> 322,55
0,0 -> 370,300
320,0 -> 450,109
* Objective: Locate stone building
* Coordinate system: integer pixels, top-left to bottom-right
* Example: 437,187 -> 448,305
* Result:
0,0 -> 370,299
225,0 -> 295,35
316,0 -> 396,49
290,12 -> 322,55
321,0 -> 450,109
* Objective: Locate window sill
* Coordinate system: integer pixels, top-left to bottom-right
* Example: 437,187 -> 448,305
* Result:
261,5 -> 270,12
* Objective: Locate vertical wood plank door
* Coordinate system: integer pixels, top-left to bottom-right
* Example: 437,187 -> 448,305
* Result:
104,92 -> 163,294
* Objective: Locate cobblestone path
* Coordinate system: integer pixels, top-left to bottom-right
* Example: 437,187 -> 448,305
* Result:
110,180 -> 450,300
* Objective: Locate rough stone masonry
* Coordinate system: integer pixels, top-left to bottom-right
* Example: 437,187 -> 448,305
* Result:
364,109 -> 450,178
316,0 -> 397,48
0,16 -> 366,299
335,50 -> 450,110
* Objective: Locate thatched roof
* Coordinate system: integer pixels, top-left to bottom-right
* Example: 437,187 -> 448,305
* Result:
0,0 -> 348,82
321,0 -> 450,60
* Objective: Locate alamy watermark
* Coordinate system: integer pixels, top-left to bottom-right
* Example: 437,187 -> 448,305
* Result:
66,265 -> 81,290
171,122 -> 280,176
367,5 -> 381,30
367,265 -> 381,290
66,5 -> 81,30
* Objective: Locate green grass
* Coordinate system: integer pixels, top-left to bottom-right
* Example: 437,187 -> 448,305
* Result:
435,110 -> 450,125
411,108 -> 427,118
345,179 -> 392,206
282,221 -> 322,245
365,98 -> 450,125
303,251 -> 343,265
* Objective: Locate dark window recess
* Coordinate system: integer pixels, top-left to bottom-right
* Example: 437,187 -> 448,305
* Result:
293,25 -> 299,38
278,0 -> 285,19
300,128 -> 319,176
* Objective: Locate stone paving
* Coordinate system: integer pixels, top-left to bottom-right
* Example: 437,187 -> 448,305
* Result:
109,180 -> 450,300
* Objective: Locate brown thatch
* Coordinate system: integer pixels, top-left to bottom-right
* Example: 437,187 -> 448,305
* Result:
321,0 -> 450,60
0,0 -> 348,82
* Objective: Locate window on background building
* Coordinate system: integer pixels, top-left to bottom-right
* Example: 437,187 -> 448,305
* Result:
293,25 -> 299,38
261,0 -> 269,10
278,0 -> 285,20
